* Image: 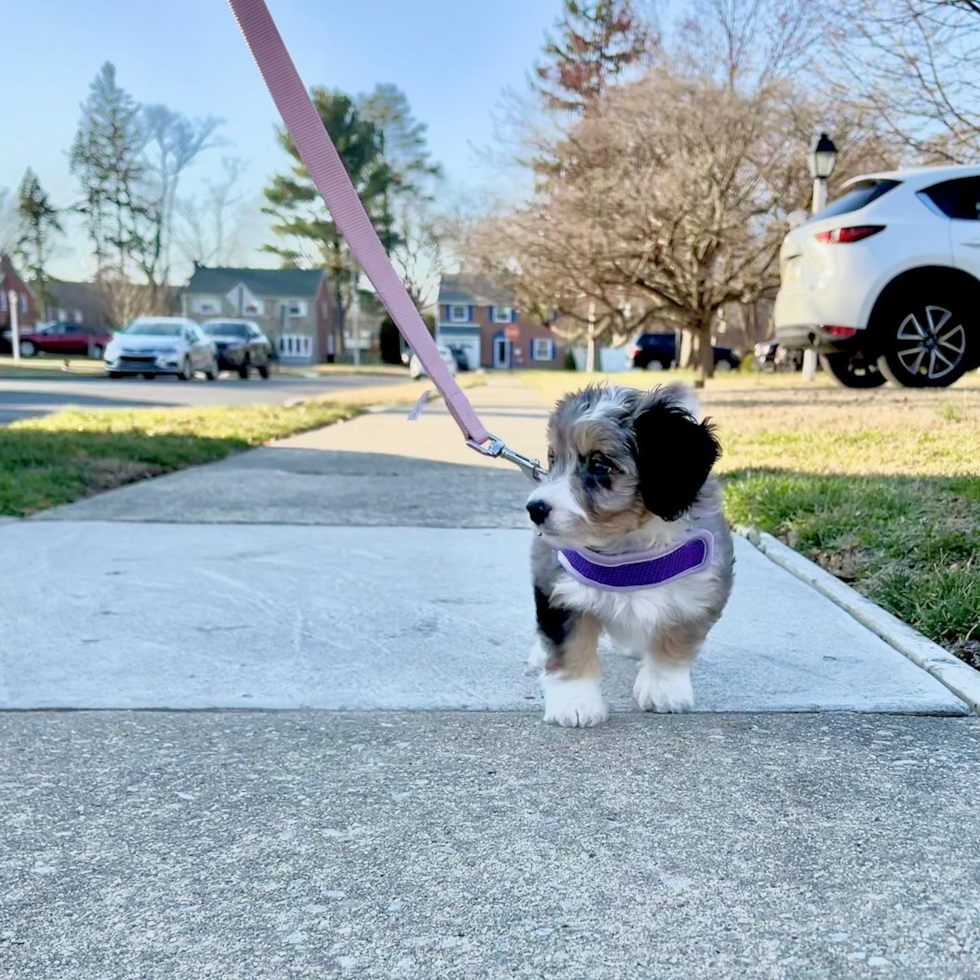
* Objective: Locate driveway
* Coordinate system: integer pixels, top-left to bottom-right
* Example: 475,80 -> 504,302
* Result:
0,371 -> 408,424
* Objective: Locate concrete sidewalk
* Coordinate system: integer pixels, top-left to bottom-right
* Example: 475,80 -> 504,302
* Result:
3,378 -> 966,714
3,711 -> 980,980
2,376 -> 979,978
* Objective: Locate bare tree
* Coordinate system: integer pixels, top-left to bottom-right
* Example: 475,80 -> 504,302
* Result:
462,0 -> 902,382
98,276 -> 165,327
676,0 -> 822,91
0,187 -> 18,255
467,64 -> 832,383
139,105 -> 225,288
175,157 -> 250,267
828,0 -> 980,162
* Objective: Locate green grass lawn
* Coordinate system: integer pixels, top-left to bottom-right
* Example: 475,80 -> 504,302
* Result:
523,370 -> 980,665
0,354 -> 105,378
0,402 -> 358,518
0,371 -> 485,518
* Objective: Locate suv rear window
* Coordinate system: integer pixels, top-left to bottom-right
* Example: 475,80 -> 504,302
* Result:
922,177 -> 980,220
815,179 -> 901,220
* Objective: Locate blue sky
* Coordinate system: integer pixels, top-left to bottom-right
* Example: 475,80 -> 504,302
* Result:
0,0 -> 564,281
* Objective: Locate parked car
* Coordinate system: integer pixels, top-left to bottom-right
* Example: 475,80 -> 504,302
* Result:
753,339 -> 803,372
104,317 -> 218,380
773,164 -> 980,388
629,332 -> 741,371
409,345 -> 458,380
2,321 -> 113,359
447,344 -> 471,371
201,319 -> 273,378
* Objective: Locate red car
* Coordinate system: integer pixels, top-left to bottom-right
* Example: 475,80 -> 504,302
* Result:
5,321 -> 114,358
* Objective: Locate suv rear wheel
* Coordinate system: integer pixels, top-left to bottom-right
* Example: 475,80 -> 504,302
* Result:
876,299 -> 972,388
818,351 -> 887,388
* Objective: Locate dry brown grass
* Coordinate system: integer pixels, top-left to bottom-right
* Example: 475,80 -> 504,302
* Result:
524,371 -> 980,478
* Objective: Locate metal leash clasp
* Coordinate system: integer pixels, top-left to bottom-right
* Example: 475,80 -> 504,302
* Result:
467,434 -> 547,483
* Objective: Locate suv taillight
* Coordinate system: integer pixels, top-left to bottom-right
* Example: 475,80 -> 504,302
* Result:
814,225 -> 885,244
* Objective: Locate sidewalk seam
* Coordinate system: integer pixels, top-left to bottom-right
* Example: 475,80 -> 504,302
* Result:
735,525 -> 980,716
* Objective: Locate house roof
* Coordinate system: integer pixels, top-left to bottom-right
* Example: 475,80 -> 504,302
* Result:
0,254 -> 36,298
186,265 -> 325,298
438,274 -> 515,307
44,279 -> 109,306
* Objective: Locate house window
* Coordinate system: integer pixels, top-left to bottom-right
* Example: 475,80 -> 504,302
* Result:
74,309 -> 84,324
448,304 -> 469,323
192,296 -> 223,315
283,300 -> 308,318
19,294 -> 28,314
57,308 -> 68,321
243,298 -> 265,316
0,293 -> 6,312
278,333 -> 313,358
531,338 -> 555,361
492,306 -> 514,323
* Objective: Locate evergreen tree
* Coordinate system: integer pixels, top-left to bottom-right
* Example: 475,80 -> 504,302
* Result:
15,169 -> 63,317
69,62 -> 146,277
357,84 -> 444,307
262,89 -> 392,352
533,1 -> 651,113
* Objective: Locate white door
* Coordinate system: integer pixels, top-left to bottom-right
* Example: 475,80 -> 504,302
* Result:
493,337 -> 511,368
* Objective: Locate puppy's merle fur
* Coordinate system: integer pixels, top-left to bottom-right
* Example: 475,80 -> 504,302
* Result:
526,384 -> 734,727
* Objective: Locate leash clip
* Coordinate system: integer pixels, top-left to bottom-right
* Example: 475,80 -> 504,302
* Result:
467,434 -> 546,483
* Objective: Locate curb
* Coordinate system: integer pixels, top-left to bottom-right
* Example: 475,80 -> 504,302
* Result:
735,525 -> 980,716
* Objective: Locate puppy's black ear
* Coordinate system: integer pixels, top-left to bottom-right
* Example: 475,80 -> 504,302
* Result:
634,399 -> 720,521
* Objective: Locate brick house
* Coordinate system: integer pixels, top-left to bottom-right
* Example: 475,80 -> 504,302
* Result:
42,280 -> 112,329
0,254 -> 38,337
182,265 -> 334,364
434,274 -> 565,370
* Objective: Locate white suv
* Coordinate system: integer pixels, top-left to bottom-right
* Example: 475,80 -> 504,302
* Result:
774,165 -> 980,387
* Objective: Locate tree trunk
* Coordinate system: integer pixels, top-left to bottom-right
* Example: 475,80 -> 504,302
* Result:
332,278 -> 346,364
585,318 -> 596,372
677,328 -> 694,369
695,320 -> 714,387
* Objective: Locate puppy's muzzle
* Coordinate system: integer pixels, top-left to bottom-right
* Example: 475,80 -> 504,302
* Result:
526,499 -> 552,526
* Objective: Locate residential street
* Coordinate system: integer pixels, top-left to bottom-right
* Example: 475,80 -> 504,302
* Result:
0,371 -> 408,425
2,377 -> 979,979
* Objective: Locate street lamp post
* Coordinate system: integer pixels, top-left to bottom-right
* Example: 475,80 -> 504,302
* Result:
803,132 -> 838,379
808,132 -> 838,213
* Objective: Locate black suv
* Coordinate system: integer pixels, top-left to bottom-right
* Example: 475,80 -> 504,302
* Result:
630,332 -> 741,371
201,319 -> 274,378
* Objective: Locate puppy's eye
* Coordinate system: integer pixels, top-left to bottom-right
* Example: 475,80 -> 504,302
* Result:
587,456 -> 613,477
547,448 -> 555,467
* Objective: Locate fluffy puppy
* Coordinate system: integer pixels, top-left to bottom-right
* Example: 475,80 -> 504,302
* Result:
526,384 -> 734,727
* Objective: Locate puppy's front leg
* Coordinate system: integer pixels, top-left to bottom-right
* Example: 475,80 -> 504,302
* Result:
633,623 -> 705,714
534,587 -> 606,727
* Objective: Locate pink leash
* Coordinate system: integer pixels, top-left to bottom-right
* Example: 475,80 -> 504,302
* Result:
226,0 -> 544,481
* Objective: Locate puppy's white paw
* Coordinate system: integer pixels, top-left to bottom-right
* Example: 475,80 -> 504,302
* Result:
542,674 -> 608,728
633,664 -> 694,713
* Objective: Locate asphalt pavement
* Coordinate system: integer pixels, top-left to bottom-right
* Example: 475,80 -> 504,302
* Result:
0,371 -> 407,424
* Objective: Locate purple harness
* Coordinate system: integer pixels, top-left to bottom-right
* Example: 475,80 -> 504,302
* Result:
556,529 -> 714,592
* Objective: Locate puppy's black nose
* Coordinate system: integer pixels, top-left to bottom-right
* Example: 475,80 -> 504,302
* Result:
526,499 -> 551,526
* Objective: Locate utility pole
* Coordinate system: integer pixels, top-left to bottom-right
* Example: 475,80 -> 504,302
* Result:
350,267 -> 361,368
9,291 -> 20,363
